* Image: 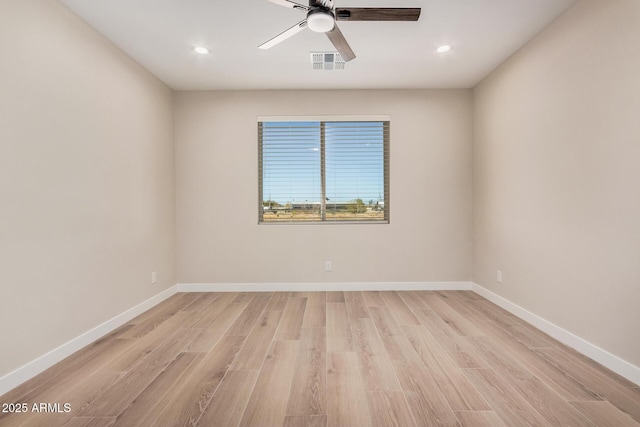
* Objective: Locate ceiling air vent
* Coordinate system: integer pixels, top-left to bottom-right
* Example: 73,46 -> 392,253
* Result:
310,52 -> 345,70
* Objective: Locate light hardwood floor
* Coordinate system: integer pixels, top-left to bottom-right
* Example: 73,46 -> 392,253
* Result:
1,291 -> 639,426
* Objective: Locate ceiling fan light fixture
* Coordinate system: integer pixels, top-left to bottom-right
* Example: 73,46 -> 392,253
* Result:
307,10 -> 335,33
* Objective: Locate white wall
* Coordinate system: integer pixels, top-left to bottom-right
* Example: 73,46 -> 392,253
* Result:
175,90 -> 472,284
0,0 -> 175,377
473,0 -> 640,366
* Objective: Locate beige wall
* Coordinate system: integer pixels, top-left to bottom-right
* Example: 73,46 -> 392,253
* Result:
0,0 -> 175,377
175,90 -> 472,284
473,0 -> 640,366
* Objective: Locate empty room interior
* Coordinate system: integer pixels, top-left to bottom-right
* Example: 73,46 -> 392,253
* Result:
1,0 -> 639,425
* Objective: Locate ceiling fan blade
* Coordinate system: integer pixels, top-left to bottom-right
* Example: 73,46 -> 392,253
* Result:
259,20 -> 308,49
325,24 -> 355,62
266,0 -> 310,12
335,8 -> 421,21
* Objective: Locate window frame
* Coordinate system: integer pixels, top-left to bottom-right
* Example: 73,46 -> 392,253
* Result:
258,116 -> 390,225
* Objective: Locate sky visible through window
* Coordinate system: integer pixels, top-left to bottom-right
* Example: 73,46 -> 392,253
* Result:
261,121 -> 385,207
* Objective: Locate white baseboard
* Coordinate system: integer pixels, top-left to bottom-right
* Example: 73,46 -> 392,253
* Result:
177,281 -> 473,293
0,285 -> 178,397
471,283 -> 640,386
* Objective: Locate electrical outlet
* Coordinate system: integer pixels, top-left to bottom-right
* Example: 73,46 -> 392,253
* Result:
151,271 -> 157,284
497,270 -> 503,284
325,261 -> 332,272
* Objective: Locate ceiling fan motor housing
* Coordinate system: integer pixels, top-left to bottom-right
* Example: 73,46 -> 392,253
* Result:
307,9 -> 335,33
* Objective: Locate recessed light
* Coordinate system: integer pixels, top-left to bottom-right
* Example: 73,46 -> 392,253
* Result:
436,45 -> 452,54
192,46 -> 210,55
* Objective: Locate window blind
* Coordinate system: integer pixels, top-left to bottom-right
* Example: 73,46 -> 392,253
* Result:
259,120 -> 389,223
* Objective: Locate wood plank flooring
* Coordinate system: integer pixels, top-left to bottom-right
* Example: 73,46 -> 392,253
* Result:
1,291 -> 639,426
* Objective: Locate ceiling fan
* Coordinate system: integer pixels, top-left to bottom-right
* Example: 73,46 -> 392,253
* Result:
258,0 -> 421,62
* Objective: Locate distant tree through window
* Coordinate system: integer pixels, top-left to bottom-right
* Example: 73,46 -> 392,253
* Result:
258,119 -> 389,223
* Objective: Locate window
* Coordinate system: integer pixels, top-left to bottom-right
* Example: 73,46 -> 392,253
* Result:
258,118 -> 389,223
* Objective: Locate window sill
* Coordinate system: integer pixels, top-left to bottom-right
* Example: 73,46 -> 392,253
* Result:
258,220 -> 389,225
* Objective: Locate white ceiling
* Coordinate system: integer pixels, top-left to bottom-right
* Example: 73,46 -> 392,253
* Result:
59,0 -> 576,91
